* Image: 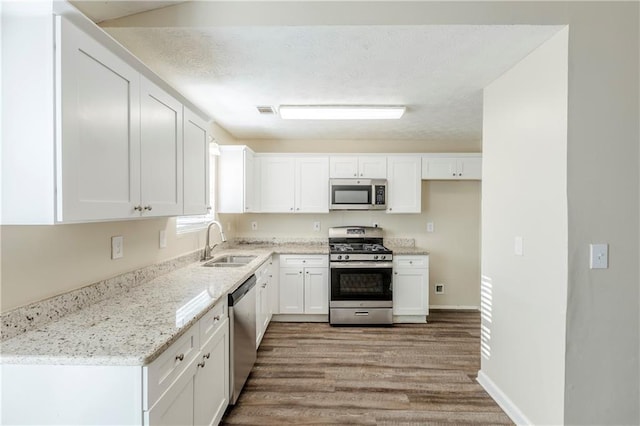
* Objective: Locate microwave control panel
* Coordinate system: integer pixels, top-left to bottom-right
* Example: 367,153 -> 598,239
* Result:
374,185 -> 386,205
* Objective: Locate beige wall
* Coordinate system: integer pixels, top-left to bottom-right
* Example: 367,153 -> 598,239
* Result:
232,179 -> 481,308
0,218 -> 205,312
481,28 -> 568,425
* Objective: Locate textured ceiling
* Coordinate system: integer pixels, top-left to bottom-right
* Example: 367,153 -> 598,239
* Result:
104,25 -> 562,141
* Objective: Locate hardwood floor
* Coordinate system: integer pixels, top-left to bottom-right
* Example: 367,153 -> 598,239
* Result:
222,310 -> 513,425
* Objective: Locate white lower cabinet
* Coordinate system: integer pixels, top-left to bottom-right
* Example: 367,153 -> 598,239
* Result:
1,300 -> 229,426
278,255 -> 328,315
255,257 -> 274,348
392,255 -> 430,322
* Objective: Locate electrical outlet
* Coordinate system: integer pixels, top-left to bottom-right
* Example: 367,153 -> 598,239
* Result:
313,221 -> 321,232
159,230 -> 167,249
111,236 -> 124,259
435,283 -> 445,294
590,243 -> 608,269
427,222 -> 434,233
251,221 -> 258,231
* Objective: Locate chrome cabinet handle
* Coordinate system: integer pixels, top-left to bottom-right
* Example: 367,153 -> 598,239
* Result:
175,353 -> 184,361
134,205 -> 143,211
144,205 -> 153,211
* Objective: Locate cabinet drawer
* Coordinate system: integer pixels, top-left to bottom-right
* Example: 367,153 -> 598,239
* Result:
279,254 -> 328,268
145,325 -> 200,409
199,300 -> 227,347
393,256 -> 429,268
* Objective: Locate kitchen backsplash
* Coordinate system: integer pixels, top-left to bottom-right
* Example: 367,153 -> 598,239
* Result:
1,250 -> 203,341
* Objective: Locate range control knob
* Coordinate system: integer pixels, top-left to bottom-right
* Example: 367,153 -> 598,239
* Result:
374,255 -> 379,260
380,255 -> 386,260
337,255 -> 342,260
345,255 -> 350,260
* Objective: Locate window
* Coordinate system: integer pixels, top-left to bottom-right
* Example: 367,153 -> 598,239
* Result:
176,143 -> 218,234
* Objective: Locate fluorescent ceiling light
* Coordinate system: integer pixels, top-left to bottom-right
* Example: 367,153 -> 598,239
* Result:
278,105 -> 405,120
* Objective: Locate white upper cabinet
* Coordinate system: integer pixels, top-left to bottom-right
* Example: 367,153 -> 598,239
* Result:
295,157 -> 329,213
387,156 -> 422,213
421,155 -> 482,180
218,146 -> 257,213
140,77 -> 184,217
58,18 -> 142,222
329,155 -> 386,178
1,10 -> 209,224
259,155 -> 329,213
183,108 -> 210,215
260,156 -> 296,213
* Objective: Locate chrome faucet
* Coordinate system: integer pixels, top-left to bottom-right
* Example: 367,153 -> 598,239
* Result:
202,220 -> 227,260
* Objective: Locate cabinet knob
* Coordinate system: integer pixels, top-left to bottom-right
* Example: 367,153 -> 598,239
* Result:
134,205 -> 143,212
144,205 -> 153,211
299,271 -> 302,274
213,315 -> 220,322
296,207 -> 300,211
360,173 -> 363,176
175,353 -> 184,362
388,208 -> 392,211
353,173 -> 357,177
394,272 -> 398,275
206,206 -> 212,211
197,361 -> 206,368
409,261 -> 413,264
290,207 -> 294,211
204,352 -> 210,359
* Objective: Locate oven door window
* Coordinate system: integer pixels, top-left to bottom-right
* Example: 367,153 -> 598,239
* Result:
331,268 -> 392,301
332,186 -> 371,205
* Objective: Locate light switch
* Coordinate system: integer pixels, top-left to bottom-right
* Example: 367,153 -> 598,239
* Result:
251,221 -> 258,231
514,236 -> 524,256
111,236 -> 124,259
590,243 -> 608,269
313,221 -> 321,232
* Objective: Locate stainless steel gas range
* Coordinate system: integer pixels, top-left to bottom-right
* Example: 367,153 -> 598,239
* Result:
328,226 -> 393,325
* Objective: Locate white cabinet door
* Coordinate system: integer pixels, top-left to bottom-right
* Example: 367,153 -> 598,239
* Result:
304,267 -> 329,314
421,156 -> 482,180
145,362 -> 196,426
183,108 -> 209,215
358,156 -> 387,178
260,157 -> 295,212
279,268 -> 304,314
58,18 -> 141,222
393,268 -> 429,316
194,318 -> 229,426
295,157 -> 329,213
329,156 -> 386,178
457,157 -> 482,180
329,156 -> 359,178
218,146 -> 256,213
140,77 -> 184,217
387,156 -> 421,213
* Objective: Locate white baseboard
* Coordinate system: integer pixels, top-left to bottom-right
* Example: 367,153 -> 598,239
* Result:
393,315 -> 427,323
430,305 -> 479,311
476,370 -> 532,426
271,314 -> 328,322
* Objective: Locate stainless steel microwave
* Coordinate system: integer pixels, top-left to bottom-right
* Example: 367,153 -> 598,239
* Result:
329,179 -> 387,210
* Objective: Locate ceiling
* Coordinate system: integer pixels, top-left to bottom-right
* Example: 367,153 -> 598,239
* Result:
71,1 -> 562,143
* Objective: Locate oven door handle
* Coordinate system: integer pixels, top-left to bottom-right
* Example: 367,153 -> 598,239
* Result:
330,262 -> 393,269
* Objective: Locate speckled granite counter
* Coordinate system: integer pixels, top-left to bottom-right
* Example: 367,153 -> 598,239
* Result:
0,243 -> 327,367
388,246 -> 430,255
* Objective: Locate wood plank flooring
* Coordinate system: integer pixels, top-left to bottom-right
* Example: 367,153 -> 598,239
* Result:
222,310 -> 513,425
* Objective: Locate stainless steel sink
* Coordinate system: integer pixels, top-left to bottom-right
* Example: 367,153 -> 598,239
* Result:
203,262 -> 244,268
202,255 -> 257,267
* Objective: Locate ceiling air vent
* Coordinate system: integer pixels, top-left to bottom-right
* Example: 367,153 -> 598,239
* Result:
256,106 -> 276,115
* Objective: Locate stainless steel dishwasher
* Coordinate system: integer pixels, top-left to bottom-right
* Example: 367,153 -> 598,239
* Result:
228,274 -> 257,405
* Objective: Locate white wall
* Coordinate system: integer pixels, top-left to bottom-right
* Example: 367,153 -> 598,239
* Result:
480,28 -> 568,425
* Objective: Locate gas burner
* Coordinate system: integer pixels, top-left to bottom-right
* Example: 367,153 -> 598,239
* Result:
328,226 -> 392,262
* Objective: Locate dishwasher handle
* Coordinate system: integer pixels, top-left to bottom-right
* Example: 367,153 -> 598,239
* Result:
228,274 -> 257,306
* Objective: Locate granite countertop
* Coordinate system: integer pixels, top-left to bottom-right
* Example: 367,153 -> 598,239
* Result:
0,243 -> 328,367
389,246 -> 430,255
